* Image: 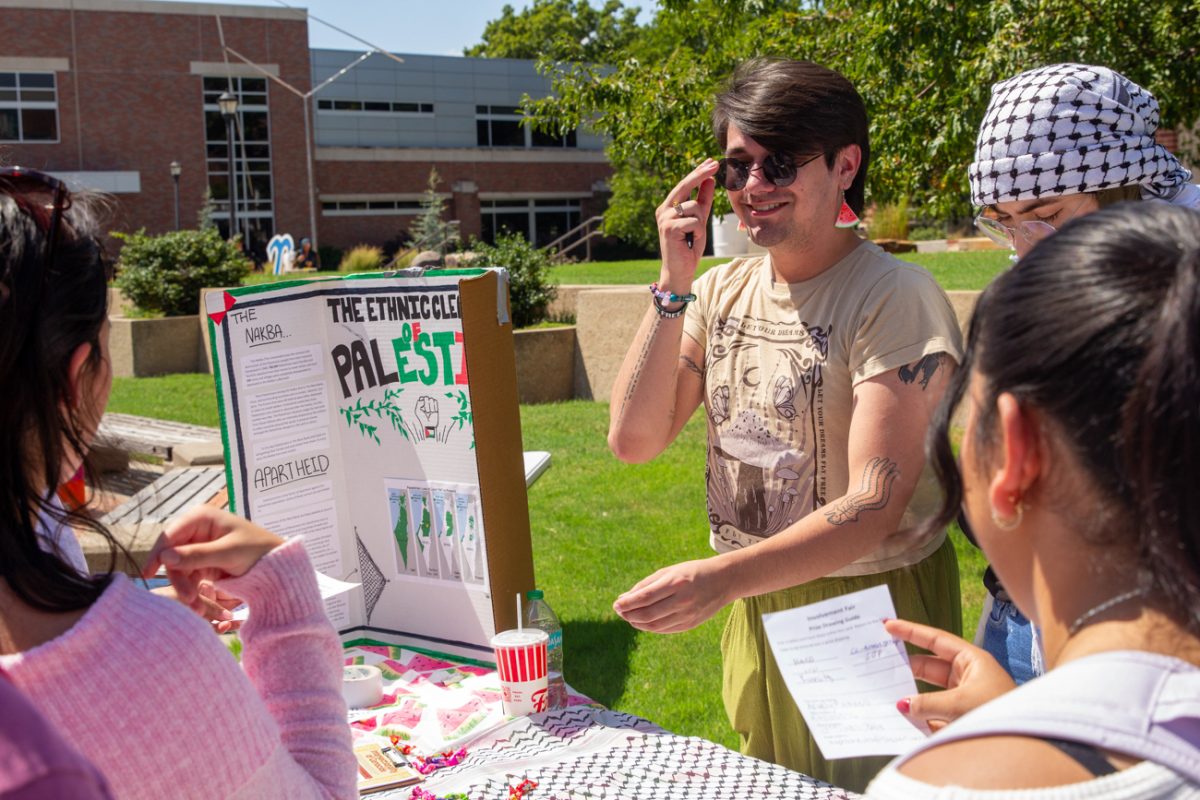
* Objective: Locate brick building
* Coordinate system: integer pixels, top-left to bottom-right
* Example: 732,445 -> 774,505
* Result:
0,0 -> 612,259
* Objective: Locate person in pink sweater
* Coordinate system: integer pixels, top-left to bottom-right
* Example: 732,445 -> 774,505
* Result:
0,169 -> 355,799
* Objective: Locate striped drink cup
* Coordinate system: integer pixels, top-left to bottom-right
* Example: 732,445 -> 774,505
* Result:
490,629 -> 549,716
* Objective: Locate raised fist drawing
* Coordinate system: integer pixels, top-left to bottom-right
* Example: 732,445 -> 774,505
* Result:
416,395 -> 440,437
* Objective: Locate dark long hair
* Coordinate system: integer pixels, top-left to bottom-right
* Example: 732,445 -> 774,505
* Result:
926,201 -> 1200,624
0,183 -> 119,612
712,58 -> 870,215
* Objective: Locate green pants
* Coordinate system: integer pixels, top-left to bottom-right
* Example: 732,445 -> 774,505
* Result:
720,534 -> 960,794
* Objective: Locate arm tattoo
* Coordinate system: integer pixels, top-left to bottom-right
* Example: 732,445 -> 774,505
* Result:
616,314 -> 663,422
898,353 -> 945,390
679,354 -> 704,379
824,457 -> 900,526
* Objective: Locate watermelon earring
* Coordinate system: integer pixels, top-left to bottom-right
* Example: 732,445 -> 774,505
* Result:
835,192 -> 860,229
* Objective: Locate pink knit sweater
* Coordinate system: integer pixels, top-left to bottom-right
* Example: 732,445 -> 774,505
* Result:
0,538 -> 355,799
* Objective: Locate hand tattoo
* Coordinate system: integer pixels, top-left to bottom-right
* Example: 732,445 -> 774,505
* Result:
825,457 -> 899,525
898,353 -> 944,390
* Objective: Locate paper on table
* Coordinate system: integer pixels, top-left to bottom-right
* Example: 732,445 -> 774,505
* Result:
762,584 -> 928,760
232,571 -> 360,622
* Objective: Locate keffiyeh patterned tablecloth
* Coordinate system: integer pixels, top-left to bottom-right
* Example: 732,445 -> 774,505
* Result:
344,643 -> 856,800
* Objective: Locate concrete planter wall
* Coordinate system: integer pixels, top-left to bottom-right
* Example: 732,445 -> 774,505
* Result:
513,326 -> 576,404
109,315 -> 204,377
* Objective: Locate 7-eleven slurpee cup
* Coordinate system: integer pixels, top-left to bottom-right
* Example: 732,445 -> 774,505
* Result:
491,629 -> 549,716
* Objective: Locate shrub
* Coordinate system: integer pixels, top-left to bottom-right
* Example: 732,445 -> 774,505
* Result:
113,228 -> 248,317
410,168 -> 461,256
469,234 -> 558,328
870,198 -> 910,240
909,225 -> 945,241
339,245 -> 384,272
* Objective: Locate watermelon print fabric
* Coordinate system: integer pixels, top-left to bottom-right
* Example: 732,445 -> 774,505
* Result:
344,643 -> 596,755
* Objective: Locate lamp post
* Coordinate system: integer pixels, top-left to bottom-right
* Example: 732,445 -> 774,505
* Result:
217,91 -> 240,247
169,160 -> 181,231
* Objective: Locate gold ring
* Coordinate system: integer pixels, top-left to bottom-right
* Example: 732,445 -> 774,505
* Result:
672,201 -> 686,217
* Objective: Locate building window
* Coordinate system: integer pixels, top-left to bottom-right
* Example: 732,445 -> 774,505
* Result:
203,76 -> 274,255
481,199 -> 582,246
316,99 -> 433,115
321,198 -> 423,216
0,72 -> 58,142
476,105 -> 575,149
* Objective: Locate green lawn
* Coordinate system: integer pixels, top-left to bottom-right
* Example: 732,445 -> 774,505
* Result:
549,250 -> 1010,290
105,378 -> 986,745
236,249 -> 1009,292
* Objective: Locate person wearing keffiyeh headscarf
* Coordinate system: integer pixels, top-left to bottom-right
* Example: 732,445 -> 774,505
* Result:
969,63 -> 1199,258
954,63 -> 1200,692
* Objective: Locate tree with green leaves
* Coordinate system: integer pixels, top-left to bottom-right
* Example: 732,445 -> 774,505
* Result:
410,168 -> 461,256
465,0 -> 641,62
524,0 -> 1200,246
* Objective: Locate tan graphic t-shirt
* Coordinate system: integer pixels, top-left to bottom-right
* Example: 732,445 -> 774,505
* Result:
683,241 -> 963,576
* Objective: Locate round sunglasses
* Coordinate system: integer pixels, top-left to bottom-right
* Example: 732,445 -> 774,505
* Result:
715,152 -> 823,191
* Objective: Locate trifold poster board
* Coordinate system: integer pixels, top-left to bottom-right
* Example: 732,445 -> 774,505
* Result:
205,268 -> 534,659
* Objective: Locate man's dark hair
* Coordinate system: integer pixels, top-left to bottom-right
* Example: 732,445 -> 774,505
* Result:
712,58 -> 870,215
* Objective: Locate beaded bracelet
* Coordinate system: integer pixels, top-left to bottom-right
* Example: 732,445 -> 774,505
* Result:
650,293 -> 687,319
649,282 -> 696,305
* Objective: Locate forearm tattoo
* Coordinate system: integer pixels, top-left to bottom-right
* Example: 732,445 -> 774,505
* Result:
824,457 -> 900,526
898,353 -> 945,390
617,314 -> 663,422
679,354 -> 704,379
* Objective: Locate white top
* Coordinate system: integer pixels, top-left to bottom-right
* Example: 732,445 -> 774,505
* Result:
866,761 -> 1199,799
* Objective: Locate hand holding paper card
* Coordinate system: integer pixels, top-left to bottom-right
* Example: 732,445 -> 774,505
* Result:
762,584 -> 928,760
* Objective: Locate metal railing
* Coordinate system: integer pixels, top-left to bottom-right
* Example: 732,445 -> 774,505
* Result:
541,215 -> 604,262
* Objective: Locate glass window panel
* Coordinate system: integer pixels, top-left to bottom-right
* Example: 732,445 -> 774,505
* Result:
241,111 -> 269,141
535,199 -> 580,208
20,90 -> 55,102
0,74 -> 16,87
244,143 -> 269,159
242,93 -> 268,107
365,101 -> 390,112
205,111 -> 227,142
476,120 -> 490,146
321,202 -> 337,210
495,106 -> 521,116
341,201 -> 366,210
531,128 -> 560,148
0,90 -> 16,102
20,73 -> 54,89
208,175 -> 229,201
245,160 -> 271,173
207,143 -> 227,159
535,211 -> 572,247
367,201 -> 394,209
420,104 -> 433,114
203,77 -> 227,92
333,100 -> 362,111
491,212 -> 529,238
0,109 -> 18,140
245,174 -> 272,199
476,105 -> 488,114
398,201 -> 421,209
565,129 -> 577,147
242,78 -> 266,93
490,120 -> 524,147
393,102 -> 418,113
20,109 -> 56,140
317,99 -> 332,109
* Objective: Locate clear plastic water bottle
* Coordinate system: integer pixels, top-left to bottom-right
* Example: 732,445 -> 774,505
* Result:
524,589 -> 566,710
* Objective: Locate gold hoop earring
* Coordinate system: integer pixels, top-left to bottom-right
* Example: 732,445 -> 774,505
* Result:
991,496 -> 1025,531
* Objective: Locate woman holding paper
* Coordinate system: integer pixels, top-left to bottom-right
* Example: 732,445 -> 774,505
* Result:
864,202 -> 1200,797
0,171 -> 355,799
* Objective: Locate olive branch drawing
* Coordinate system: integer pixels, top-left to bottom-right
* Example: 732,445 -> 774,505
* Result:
446,388 -> 474,449
338,387 -> 409,445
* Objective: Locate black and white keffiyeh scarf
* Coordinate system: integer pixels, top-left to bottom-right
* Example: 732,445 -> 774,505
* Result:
969,63 -> 1194,207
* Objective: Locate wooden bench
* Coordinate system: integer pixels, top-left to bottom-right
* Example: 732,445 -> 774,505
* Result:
93,453 -> 553,575
96,413 -> 221,462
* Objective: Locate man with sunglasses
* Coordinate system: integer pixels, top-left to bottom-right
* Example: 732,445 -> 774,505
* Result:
607,59 -> 963,792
